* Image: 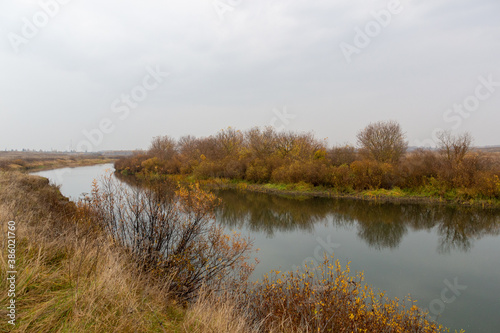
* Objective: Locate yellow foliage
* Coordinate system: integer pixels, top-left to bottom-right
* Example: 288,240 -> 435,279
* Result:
244,256 -> 447,333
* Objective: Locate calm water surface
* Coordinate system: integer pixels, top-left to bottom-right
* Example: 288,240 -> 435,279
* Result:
34,164 -> 500,332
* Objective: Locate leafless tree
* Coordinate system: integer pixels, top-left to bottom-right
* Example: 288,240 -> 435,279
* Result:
149,135 -> 178,160
436,131 -> 473,165
356,121 -> 408,163
215,127 -> 244,157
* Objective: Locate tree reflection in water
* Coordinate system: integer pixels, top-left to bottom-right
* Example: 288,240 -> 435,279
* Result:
115,174 -> 500,253
215,190 -> 500,253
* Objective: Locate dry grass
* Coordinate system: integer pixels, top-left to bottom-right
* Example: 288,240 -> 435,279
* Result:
0,172 -> 183,332
182,288 -> 258,333
0,171 -> 257,333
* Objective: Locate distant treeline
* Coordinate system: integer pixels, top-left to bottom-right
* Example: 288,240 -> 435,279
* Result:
115,122 -> 500,200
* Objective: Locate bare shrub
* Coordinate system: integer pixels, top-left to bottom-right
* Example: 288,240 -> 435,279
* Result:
149,135 -> 178,160
397,149 -> 441,188
328,144 -> 358,166
86,175 -> 254,301
0,173 -> 176,332
437,131 -> 473,166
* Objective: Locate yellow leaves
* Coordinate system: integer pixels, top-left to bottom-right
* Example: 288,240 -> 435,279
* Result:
245,255 -> 445,333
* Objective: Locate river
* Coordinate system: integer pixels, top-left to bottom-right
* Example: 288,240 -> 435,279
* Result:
33,163 -> 500,332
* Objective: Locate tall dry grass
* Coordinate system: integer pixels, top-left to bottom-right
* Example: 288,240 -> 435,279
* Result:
182,287 -> 258,333
0,173 -> 182,332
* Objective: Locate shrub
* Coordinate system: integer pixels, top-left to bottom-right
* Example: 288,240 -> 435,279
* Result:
329,164 -> 353,191
244,256 -> 446,333
350,160 -> 386,190
271,160 -> 329,186
328,145 -> 358,166
397,149 -> 440,188
193,160 -> 223,179
245,159 -> 271,183
115,153 -> 150,174
86,176 -> 254,301
470,172 -> 500,198
113,127 -> 500,202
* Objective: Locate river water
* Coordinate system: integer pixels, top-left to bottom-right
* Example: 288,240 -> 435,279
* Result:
33,163 -> 500,332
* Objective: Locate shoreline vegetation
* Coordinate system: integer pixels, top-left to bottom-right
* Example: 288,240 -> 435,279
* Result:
124,173 -> 500,209
0,160 -> 460,332
115,124 -> 500,208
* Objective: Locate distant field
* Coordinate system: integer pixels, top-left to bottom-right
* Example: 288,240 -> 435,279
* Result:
0,151 -> 130,172
475,146 -> 500,156
475,147 -> 500,169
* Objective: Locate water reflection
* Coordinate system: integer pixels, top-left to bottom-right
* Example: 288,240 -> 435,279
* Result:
216,190 -> 500,253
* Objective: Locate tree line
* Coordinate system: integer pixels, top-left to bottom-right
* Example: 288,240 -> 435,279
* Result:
116,121 -> 500,200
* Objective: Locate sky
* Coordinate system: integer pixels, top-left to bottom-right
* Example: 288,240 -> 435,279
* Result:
0,0 -> 499,152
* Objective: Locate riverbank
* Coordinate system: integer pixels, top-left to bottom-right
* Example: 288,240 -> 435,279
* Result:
125,172 -> 500,209
0,170 -> 453,332
0,171 -> 249,332
0,151 -> 118,172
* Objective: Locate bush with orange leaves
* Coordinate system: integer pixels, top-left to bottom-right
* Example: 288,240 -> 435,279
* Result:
243,256 -> 451,333
85,174 -> 255,302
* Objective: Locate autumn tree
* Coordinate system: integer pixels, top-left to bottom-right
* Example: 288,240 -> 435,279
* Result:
215,127 -> 244,157
357,121 -> 408,163
245,127 -> 278,159
436,131 -> 473,166
273,131 -> 325,160
149,135 -> 178,160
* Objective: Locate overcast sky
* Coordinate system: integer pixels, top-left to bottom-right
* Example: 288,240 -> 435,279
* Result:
1,0 -> 499,151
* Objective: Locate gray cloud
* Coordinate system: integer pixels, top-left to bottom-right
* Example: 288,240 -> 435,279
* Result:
1,0 -> 499,151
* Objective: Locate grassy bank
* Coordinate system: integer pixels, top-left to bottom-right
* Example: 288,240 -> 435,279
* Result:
0,171 -> 457,332
0,172 -> 185,332
0,171 -> 261,332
